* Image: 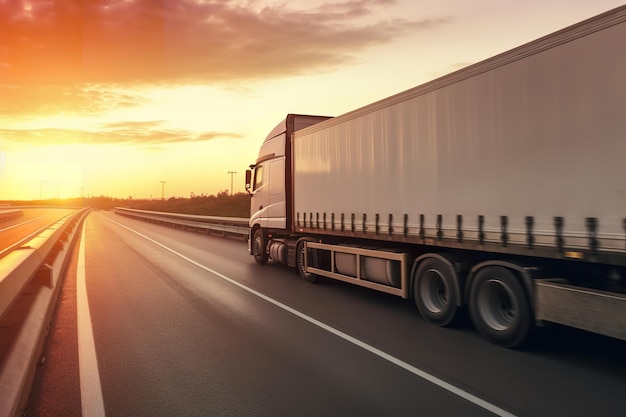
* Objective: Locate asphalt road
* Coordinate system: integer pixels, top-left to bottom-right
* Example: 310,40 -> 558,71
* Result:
26,210 -> 626,416
0,208 -> 76,255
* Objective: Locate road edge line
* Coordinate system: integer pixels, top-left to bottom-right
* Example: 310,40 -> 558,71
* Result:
77,218 -> 106,417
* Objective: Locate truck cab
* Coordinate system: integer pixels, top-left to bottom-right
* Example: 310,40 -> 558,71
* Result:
247,120 -> 289,231
246,114 -> 331,263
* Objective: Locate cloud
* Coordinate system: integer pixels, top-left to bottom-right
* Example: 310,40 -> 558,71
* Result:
98,120 -> 242,144
97,121 -> 243,144
102,120 -> 165,130
163,0 -> 447,83
0,124 -> 242,147
0,0 -> 448,84
0,0 -> 448,147
0,84 -> 145,117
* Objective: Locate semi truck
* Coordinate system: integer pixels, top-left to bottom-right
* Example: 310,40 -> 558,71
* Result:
245,6 -> 626,347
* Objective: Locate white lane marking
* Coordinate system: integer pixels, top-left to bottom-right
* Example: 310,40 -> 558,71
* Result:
106,216 -> 517,417
77,219 -> 106,416
0,215 -> 45,232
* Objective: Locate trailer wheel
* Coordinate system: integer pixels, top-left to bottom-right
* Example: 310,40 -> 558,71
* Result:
413,258 -> 459,326
296,239 -> 318,283
251,229 -> 268,265
469,266 -> 531,348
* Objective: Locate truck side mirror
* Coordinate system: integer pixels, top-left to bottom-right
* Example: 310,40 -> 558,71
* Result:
245,169 -> 252,194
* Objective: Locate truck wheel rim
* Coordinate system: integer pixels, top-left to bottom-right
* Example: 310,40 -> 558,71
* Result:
253,236 -> 262,257
421,269 -> 448,313
477,279 -> 517,331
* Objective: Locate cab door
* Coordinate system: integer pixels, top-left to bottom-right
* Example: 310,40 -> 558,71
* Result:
250,163 -> 269,228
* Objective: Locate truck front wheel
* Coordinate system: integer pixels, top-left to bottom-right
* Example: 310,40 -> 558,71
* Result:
296,239 -> 318,283
469,266 -> 531,348
413,257 -> 459,326
252,229 -> 269,265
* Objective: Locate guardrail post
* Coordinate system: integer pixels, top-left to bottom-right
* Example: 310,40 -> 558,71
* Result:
33,264 -> 53,288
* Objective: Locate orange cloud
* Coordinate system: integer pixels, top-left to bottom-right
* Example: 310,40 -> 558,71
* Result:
0,124 -> 241,146
0,0 -> 448,148
0,84 -> 143,117
0,0 -> 447,84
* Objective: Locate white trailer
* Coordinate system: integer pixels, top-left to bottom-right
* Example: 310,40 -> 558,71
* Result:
245,6 -> 626,347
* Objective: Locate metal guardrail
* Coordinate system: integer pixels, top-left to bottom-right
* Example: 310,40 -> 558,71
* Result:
0,207 -> 244,416
0,207 -> 90,417
0,209 -> 88,319
0,217 -> 64,262
114,207 -> 250,239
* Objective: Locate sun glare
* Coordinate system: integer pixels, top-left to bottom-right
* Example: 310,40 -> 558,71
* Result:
2,145 -> 84,200
21,1 -> 33,17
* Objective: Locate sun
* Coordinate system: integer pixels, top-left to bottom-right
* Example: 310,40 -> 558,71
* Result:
22,2 -> 33,16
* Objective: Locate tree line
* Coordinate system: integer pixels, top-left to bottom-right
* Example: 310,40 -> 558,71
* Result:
1,190 -> 251,218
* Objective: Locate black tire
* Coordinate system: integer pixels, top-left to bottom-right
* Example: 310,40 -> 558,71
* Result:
413,257 -> 459,326
469,266 -> 531,348
251,229 -> 268,265
296,239 -> 318,283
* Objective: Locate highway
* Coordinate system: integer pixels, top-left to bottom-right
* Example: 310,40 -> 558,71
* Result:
0,208 -> 76,256
24,210 -> 626,416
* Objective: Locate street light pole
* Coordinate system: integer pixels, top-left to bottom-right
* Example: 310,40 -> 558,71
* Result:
160,180 -> 166,200
227,171 -> 237,195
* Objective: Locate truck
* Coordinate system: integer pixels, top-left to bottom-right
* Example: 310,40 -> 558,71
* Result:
245,6 -> 626,348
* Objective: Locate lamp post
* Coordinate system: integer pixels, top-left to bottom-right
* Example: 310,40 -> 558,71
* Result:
227,171 -> 237,195
160,180 -> 166,200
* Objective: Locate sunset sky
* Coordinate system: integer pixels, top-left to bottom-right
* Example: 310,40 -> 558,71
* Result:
1,0 -> 624,200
